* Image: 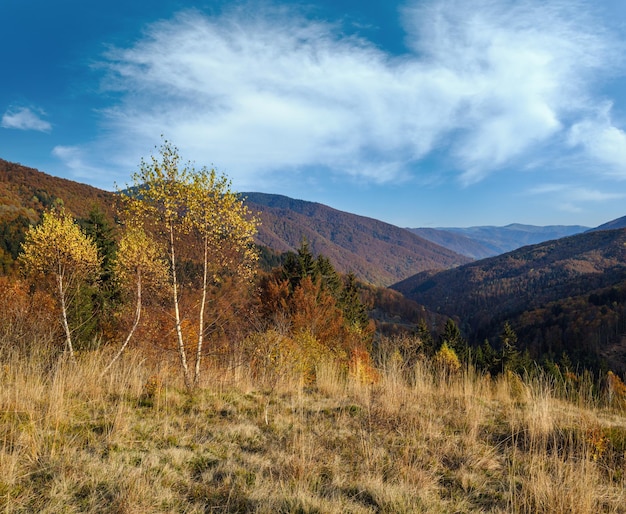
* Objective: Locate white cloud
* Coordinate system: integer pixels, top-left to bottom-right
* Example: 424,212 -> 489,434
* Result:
568,102 -> 626,176
86,0 -> 622,189
527,183 -> 625,213
1,106 -> 51,132
403,0 -> 614,184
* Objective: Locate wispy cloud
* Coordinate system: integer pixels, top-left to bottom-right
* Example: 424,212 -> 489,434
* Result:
527,183 -> 625,213
403,0 -> 616,184
52,146 -> 110,180
85,0 -> 623,189
528,183 -> 623,201
1,106 -> 51,132
568,102 -> 626,177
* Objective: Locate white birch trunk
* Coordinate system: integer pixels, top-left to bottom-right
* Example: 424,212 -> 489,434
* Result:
194,234 -> 209,386
57,272 -> 74,359
170,223 -> 192,389
101,270 -> 142,376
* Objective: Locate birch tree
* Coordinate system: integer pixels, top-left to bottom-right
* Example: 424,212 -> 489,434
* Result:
123,141 -> 259,390
188,168 -> 258,386
19,208 -> 101,358
101,224 -> 168,375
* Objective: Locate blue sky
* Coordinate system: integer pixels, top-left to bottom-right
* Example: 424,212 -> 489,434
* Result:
2,0 -> 626,228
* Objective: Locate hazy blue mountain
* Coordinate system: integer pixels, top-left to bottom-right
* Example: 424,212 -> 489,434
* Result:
409,223 -> 589,257
407,228 -> 497,259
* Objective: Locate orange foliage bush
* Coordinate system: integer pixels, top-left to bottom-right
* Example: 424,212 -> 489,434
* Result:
606,371 -> 626,407
290,277 -> 345,346
254,250 -> 376,383
349,346 -> 379,384
0,276 -> 59,352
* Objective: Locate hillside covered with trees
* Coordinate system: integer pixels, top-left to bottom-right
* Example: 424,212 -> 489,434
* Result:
0,160 -> 469,286
392,228 -> 626,371
246,192 -> 471,286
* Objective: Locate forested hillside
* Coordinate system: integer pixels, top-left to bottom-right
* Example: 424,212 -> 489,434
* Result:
5,157 -> 626,372
245,192 -> 471,286
0,160 -> 118,272
392,228 -> 626,370
0,160 -> 470,285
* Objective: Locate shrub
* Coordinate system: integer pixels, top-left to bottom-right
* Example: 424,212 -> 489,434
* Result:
434,342 -> 461,375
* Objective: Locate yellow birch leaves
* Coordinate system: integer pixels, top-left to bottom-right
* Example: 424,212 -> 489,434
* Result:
19,208 -> 100,282
115,224 -> 168,292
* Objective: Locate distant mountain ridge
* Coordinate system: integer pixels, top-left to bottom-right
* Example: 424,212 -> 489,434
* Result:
244,192 -> 471,286
409,223 -> 589,258
406,228 -> 497,259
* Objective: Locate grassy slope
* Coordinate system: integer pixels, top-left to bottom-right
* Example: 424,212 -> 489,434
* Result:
1,349 -> 625,513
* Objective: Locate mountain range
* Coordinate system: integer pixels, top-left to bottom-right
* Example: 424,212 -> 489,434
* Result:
3,157 -> 626,369
408,224 -> 589,259
1,158 -> 604,284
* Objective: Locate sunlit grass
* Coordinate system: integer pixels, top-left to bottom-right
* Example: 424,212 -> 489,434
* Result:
0,344 -> 624,512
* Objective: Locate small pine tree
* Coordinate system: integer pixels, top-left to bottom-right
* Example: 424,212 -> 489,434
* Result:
79,206 -> 119,343
476,338 -> 497,373
416,319 -> 435,356
500,321 -> 520,373
282,239 -> 316,290
339,273 -> 369,330
316,255 -> 342,296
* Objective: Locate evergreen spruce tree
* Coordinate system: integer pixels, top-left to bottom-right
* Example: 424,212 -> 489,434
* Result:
500,321 -> 520,373
282,239 -> 316,291
339,273 -> 369,330
440,319 -> 468,364
316,254 -> 342,296
80,206 -> 119,342
416,319 -> 435,356
478,338 -> 498,374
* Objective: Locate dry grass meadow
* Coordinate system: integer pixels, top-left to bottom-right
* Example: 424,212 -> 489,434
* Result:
1,341 -> 626,513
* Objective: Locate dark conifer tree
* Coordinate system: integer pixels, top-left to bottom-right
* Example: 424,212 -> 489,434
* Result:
477,338 -> 498,373
77,206 -> 119,344
282,239 -> 316,291
339,273 -> 369,330
316,255 -> 342,296
440,319 -> 468,363
416,319 -> 435,356
500,321 -> 520,373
